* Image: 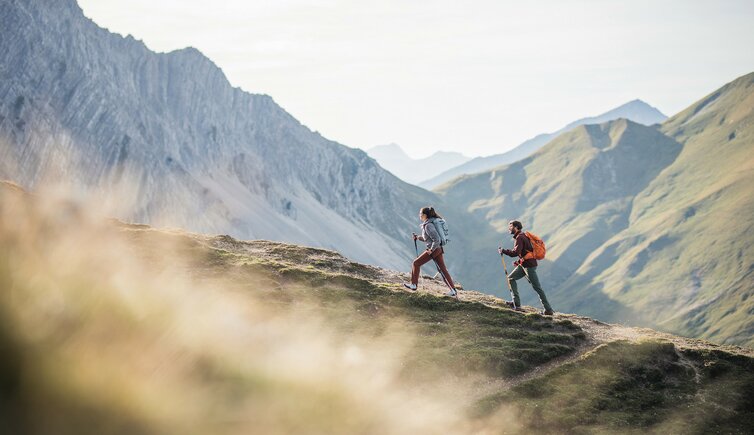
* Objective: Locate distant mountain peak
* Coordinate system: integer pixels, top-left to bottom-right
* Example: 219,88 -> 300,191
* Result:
369,142 -> 407,152
618,99 -> 661,112
420,99 -> 668,189
563,99 -> 667,131
366,144 -> 472,185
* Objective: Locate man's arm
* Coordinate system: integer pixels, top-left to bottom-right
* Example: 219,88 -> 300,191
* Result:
499,235 -> 521,257
500,234 -> 526,258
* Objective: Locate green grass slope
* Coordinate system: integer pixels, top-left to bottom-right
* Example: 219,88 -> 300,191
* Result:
474,340 -> 754,433
562,72 -> 754,346
1,182 -> 752,434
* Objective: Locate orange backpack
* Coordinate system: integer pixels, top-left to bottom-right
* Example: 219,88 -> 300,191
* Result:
522,231 -> 546,260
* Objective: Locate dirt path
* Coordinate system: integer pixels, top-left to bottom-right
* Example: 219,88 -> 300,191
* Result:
388,271 -> 754,396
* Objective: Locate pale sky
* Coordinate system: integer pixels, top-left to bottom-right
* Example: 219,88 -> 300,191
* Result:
78,0 -> 754,158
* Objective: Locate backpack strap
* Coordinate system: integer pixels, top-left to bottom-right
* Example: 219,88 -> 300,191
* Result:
520,232 -> 534,261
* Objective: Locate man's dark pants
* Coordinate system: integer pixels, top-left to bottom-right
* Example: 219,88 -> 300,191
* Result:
508,265 -> 553,312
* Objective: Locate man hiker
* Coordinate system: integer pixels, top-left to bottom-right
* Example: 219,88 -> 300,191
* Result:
498,220 -> 554,315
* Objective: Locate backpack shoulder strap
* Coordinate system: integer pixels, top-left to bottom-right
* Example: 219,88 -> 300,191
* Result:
520,232 -> 534,259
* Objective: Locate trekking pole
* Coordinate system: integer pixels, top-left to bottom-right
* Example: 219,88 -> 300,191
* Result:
433,251 -> 443,279
520,254 -> 533,284
501,252 -> 512,292
412,235 -> 423,286
500,246 -> 516,308
433,241 -> 452,291
524,269 -> 532,284
432,256 -> 457,298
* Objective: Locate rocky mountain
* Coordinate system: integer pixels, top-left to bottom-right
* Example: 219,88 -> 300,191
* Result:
421,99 -> 667,189
0,0 -> 454,270
437,73 -> 754,347
2,180 -> 752,434
366,143 -> 471,185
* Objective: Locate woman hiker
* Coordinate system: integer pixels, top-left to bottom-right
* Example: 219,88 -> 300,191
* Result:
403,207 -> 457,298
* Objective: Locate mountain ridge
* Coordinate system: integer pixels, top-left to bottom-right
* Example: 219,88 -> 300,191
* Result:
0,0 -> 456,270
421,99 -> 667,189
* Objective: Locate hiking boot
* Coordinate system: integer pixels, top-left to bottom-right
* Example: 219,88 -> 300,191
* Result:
445,289 -> 458,298
402,283 -> 417,291
541,309 -> 554,316
504,301 -> 521,311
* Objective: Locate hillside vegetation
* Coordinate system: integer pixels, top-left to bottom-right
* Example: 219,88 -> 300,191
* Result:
1,182 -> 752,434
438,72 -> 754,347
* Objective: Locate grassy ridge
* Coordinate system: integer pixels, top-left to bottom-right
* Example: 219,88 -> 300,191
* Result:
134,230 -> 588,380
474,340 -> 754,434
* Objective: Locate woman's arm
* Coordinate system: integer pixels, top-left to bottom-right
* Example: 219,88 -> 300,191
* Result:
415,224 -> 427,241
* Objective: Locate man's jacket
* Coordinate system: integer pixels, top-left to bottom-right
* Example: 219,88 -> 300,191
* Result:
502,231 -> 537,267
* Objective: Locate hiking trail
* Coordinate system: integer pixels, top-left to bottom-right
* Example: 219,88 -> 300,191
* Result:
188,232 -> 754,398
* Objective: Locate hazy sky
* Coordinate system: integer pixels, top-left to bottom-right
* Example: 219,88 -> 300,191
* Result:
78,0 -> 754,158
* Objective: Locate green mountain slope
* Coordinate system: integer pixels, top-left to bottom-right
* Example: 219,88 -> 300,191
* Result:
438,120 -> 682,312
562,72 -> 754,345
438,72 -> 754,347
1,182 -> 752,434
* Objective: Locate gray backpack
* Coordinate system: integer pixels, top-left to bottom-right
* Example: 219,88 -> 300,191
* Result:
431,218 -> 450,246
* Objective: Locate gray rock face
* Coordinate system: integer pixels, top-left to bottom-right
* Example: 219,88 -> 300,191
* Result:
0,0 -> 435,269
